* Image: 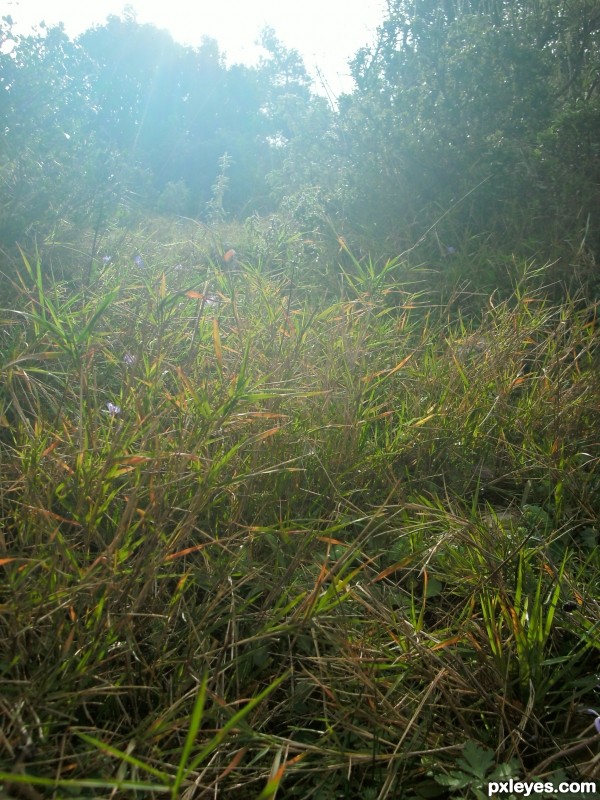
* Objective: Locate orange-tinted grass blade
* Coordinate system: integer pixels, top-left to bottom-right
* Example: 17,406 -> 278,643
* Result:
165,543 -> 209,562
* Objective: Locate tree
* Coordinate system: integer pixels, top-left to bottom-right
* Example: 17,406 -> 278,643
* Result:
0,17 -> 124,247
77,18 -> 319,216
325,0 -> 600,262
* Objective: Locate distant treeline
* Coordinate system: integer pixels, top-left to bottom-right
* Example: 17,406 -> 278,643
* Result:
1,1 -> 599,280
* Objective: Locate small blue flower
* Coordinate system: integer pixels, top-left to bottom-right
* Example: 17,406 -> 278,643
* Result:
102,255 -> 112,265
582,708 -> 600,733
133,255 -> 145,268
446,246 -> 457,256
123,353 -> 136,366
104,402 -> 121,417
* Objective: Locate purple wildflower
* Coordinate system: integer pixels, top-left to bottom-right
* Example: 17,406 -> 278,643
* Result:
582,709 -> 600,734
102,255 -> 112,265
123,353 -> 136,366
133,255 -> 145,268
105,402 -> 121,417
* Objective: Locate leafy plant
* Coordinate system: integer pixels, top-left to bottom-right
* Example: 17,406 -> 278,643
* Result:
429,741 -> 520,800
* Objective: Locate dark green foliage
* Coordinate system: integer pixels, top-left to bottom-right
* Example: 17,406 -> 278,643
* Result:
275,0 -> 600,274
0,18 -> 129,247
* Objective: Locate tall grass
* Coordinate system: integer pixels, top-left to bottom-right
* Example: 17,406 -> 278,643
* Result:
0,229 -> 598,798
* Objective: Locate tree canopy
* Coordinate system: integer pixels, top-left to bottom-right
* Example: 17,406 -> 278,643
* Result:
1,1 -> 599,278
321,0 -> 600,259
0,12 -> 319,241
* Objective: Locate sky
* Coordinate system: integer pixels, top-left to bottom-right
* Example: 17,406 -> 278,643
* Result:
4,0 -> 386,96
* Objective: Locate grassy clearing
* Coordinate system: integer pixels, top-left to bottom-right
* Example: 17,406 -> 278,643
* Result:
0,227 -> 599,798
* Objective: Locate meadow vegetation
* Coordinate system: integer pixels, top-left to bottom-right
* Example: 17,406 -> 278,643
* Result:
1,217 -> 598,798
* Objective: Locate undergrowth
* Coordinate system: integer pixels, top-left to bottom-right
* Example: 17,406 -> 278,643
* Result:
0,227 -> 598,799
